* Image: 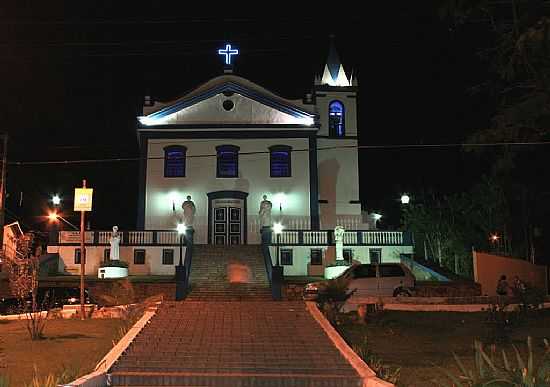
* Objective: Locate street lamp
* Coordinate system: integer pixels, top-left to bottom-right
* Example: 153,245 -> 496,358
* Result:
48,211 -> 79,230
400,194 -> 410,205
52,195 -> 61,206
273,222 -> 284,266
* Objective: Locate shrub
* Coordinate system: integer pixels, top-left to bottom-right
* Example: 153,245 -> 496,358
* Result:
316,276 -> 355,324
352,334 -> 401,385
437,336 -> 550,386
94,278 -> 135,307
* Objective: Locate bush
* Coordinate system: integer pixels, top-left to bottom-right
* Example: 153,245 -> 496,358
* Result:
94,278 -> 135,307
351,333 -> 401,385
437,336 -> 550,386
316,276 -> 355,324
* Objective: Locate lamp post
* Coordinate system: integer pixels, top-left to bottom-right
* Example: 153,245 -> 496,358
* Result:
175,223 -> 187,300
272,222 -> 284,266
177,223 -> 186,266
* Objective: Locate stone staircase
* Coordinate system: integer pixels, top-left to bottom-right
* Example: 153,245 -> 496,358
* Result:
108,301 -> 363,386
186,245 -> 272,301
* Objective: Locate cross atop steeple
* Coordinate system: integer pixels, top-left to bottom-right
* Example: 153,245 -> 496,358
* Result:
218,44 -> 239,65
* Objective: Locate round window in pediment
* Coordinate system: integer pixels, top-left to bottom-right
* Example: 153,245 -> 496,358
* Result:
223,99 -> 235,111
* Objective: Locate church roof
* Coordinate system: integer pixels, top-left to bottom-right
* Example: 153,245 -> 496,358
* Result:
319,36 -> 352,87
141,74 -> 316,125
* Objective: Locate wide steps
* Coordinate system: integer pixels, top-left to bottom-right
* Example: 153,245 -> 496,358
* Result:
109,301 -> 362,386
186,245 -> 271,301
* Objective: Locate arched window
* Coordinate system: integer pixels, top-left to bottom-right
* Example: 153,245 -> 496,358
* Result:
328,100 -> 345,137
269,145 -> 292,177
216,145 -> 239,178
164,145 -> 186,177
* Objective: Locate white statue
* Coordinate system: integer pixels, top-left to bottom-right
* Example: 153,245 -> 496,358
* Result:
182,195 -> 196,227
109,226 -> 121,260
259,195 -> 273,228
334,226 -> 345,261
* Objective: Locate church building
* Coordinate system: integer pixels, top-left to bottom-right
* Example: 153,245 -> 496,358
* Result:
48,38 -> 413,277
137,38 -> 364,245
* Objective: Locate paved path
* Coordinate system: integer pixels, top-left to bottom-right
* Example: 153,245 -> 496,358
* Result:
109,301 -> 364,386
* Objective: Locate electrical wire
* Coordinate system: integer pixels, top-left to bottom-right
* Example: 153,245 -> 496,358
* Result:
7,141 -> 550,166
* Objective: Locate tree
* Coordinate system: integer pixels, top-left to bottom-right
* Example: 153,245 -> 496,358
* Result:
3,244 -> 48,340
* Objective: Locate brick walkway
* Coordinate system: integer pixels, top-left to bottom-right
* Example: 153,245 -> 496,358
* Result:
109,301 -> 363,386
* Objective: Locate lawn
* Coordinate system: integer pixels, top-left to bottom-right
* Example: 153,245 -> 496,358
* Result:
337,309 -> 550,386
0,318 -> 121,386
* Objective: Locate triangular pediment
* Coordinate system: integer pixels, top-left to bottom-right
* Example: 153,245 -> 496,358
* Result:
138,76 -> 317,127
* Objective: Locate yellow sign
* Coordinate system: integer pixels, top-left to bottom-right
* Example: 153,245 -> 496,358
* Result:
74,188 -> 93,211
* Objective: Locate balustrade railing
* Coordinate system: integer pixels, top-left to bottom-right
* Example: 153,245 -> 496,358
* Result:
54,229 -> 409,247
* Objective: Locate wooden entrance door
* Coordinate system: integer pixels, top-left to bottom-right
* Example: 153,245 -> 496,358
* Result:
213,207 -> 242,245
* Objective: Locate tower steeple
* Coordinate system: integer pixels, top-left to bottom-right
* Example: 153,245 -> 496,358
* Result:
319,35 -> 352,87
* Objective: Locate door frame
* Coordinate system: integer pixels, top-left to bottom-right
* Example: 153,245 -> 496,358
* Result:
207,190 -> 249,244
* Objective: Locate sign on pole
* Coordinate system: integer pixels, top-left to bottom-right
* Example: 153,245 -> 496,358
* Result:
74,188 -> 93,212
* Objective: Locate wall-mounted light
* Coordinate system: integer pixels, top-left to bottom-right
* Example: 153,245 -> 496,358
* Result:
400,194 -> 410,204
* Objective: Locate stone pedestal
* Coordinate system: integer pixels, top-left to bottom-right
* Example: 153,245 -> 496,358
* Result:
324,265 -> 349,279
98,266 -> 128,279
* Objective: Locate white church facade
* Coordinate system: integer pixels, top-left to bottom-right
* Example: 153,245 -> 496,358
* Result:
48,40 -> 413,277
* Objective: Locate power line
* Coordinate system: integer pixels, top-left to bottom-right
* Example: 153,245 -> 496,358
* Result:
7,141 -> 550,166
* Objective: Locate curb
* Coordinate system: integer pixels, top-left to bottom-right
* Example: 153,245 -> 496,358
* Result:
305,301 -> 394,387
59,301 -> 161,387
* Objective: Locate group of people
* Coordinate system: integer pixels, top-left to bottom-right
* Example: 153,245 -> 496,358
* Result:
496,274 -> 527,296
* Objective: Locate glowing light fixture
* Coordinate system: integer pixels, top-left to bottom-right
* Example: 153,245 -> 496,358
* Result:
218,44 -> 239,65
273,222 -> 284,235
177,223 -> 187,235
372,213 -> 382,221
48,212 -> 58,222
400,194 -> 410,205
52,195 -> 61,206
490,233 -> 499,242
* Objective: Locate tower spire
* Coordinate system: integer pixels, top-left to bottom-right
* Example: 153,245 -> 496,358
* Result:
320,35 -> 351,87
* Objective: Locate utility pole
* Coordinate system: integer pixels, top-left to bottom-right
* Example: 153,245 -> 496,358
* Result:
0,133 -> 7,249
80,180 -> 86,320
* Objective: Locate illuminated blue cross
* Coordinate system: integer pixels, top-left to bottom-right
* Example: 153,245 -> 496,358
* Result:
218,44 -> 239,65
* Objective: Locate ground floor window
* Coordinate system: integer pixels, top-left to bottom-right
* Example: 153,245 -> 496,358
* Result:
74,248 -> 81,264
103,248 -> 110,262
162,249 -> 174,265
281,249 -> 293,265
343,249 -> 353,264
369,248 -> 382,264
310,249 -> 322,265
134,249 -> 146,265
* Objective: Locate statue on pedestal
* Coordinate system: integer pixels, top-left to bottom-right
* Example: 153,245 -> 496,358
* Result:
259,195 -> 273,228
182,195 -> 196,227
334,226 -> 345,261
109,226 -> 121,261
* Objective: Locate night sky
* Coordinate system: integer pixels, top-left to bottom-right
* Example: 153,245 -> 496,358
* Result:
1,4 -> 495,232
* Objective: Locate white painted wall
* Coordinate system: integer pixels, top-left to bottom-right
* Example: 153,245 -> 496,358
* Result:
317,138 -> 361,229
145,138 -> 311,244
48,245 -> 186,276
268,245 -> 414,277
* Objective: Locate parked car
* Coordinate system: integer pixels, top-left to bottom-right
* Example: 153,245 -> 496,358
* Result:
303,263 -> 416,301
0,287 -> 92,315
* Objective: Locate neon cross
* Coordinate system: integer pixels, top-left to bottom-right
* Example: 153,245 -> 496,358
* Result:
218,44 -> 239,65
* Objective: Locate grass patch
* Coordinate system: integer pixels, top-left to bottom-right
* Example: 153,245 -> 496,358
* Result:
337,309 -> 550,386
0,318 -> 121,386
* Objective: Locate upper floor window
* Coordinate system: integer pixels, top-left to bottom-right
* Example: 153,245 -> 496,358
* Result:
164,145 -> 186,177
328,100 -> 345,137
269,145 -> 292,177
216,145 -> 239,178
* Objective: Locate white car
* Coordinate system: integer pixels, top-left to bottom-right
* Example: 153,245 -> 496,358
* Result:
303,263 -> 416,300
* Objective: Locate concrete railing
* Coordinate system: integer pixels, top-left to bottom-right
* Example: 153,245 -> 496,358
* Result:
271,230 -> 411,246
